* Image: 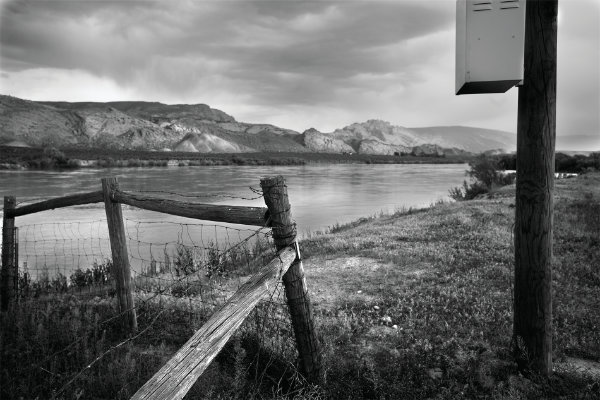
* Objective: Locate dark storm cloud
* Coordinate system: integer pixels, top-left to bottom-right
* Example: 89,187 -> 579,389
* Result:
1,0 -> 190,74
0,0 -> 452,102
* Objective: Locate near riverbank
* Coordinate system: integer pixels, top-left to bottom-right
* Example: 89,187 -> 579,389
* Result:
298,171 -> 600,399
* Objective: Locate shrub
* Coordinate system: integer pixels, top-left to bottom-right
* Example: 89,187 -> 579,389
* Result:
448,185 -> 466,201
51,272 -> 69,292
70,261 -> 113,288
450,154 -> 515,201
170,280 -> 203,297
497,153 -> 517,170
173,244 -> 198,276
43,146 -> 78,169
449,180 -> 490,201
497,152 -> 600,174
205,242 -> 223,278
555,152 -> 600,173
70,268 -> 91,288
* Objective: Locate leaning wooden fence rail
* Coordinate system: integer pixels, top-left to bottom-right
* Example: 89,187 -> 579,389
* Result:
131,245 -> 298,400
1,175 -> 323,395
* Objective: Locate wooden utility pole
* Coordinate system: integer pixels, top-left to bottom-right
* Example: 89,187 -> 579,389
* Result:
102,177 -> 137,333
513,0 -> 558,376
260,176 -> 323,384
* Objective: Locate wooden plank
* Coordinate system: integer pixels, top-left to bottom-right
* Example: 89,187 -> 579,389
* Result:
260,176 -> 322,383
113,190 -> 268,227
102,178 -> 137,332
1,196 -> 16,311
131,245 -> 297,400
8,191 -> 103,217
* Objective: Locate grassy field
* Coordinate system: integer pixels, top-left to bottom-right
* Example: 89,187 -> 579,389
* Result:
1,173 -> 598,399
299,172 -> 600,399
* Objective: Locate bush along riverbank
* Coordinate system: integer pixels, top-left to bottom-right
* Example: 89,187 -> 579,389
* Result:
1,172 -> 598,398
449,153 -> 600,201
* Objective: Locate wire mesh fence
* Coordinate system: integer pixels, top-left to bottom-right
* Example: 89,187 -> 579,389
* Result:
0,185 -> 304,399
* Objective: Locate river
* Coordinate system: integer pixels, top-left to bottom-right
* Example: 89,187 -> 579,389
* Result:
0,164 -> 467,278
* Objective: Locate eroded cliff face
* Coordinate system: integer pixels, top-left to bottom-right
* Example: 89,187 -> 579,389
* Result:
358,139 -> 412,155
0,95 -> 303,152
298,120 -> 515,155
303,128 -> 355,153
302,121 -> 446,156
332,120 -> 420,149
411,144 -> 445,157
173,132 -> 253,153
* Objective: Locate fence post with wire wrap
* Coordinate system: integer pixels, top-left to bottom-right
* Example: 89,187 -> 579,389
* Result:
260,175 -> 323,384
1,196 -> 17,311
102,177 -> 138,332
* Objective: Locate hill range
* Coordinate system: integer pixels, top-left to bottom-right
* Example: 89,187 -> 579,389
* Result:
0,94 -> 526,155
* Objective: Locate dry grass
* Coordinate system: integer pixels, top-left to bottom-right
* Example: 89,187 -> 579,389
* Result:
299,172 -> 600,399
1,173 -> 598,399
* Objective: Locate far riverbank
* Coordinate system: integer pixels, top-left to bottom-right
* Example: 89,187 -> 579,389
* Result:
0,145 -> 471,170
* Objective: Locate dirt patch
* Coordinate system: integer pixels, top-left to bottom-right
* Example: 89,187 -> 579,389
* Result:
303,255 -> 432,309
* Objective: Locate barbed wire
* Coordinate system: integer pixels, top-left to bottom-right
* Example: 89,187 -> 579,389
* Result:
2,210 -> 298,399
1,179 -> 303,398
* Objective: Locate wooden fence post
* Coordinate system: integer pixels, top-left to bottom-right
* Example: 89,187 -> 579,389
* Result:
1,196 -> 17,311
513,0 -> 557,376
101,177 -> 137,332
260,176 -> 322,384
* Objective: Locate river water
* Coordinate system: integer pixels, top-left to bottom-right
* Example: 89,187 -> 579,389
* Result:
0,164 -> 467,278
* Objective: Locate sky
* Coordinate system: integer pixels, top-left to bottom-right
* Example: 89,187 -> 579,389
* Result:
0,0 -> 598,140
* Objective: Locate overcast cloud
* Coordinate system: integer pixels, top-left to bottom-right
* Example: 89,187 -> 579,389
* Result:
1,0 -> 598,141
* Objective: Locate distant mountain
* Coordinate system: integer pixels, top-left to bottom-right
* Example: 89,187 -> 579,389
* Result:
1,95 -> 521,154
302,120 -> 515,155
0,95 -> 84,147
40,101 -> 236,124
0,95 -> 306,152
409,126 -> 517,153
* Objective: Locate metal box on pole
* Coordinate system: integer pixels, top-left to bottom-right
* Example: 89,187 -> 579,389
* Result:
456,0 -> 526,95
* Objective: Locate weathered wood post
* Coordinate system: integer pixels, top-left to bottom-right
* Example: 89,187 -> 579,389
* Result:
1,196 -> 17,311
260,176 -> 322,384
513,0 -> 558,376
101,177 -> 137,332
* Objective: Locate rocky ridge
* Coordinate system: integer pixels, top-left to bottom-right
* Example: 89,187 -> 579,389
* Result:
0,95 -> 517,154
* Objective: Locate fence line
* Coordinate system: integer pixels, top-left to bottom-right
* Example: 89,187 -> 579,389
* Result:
1,175 -> 322,399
